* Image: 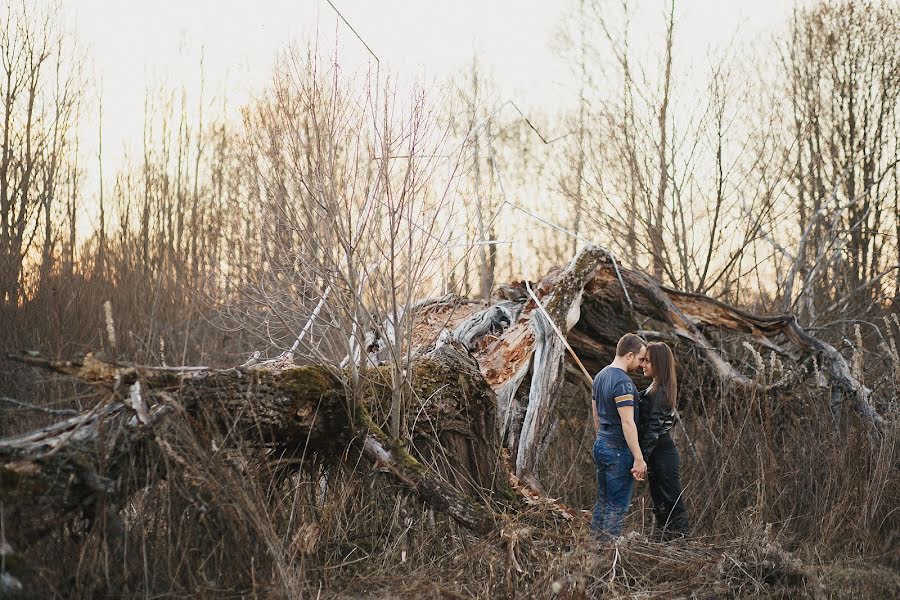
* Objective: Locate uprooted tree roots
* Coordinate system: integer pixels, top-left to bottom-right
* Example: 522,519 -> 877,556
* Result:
1,246 -> 893,597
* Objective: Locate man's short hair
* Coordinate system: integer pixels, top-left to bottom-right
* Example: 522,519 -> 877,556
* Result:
616,333 -> 646,357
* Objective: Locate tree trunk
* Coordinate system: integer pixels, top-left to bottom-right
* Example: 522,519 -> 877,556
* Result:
2,341 -> 507,547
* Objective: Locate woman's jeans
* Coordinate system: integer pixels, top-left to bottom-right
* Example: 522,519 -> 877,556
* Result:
647,434 -> 689,540
591,435 -> 634,538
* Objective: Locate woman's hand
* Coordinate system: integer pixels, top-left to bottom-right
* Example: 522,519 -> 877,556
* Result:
631,458 -> 647,480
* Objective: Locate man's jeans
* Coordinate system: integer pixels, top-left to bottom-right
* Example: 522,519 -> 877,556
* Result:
591,435 -> 635,538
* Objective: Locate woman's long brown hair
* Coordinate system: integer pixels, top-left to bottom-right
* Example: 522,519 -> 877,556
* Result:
647,342 -> 677,410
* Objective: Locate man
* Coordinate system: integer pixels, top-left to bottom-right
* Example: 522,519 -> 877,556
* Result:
591,333 -> 647,538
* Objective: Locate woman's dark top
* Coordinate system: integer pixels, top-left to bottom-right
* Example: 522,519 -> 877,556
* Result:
638,386 -> 676,458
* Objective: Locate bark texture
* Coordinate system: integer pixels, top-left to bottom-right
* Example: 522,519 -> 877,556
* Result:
2,342 -> 506,547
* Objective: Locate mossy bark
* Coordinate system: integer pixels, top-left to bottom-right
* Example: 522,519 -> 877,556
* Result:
3,343 -> 510,546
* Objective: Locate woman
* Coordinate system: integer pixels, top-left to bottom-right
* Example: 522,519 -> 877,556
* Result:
639,342 -> 689,540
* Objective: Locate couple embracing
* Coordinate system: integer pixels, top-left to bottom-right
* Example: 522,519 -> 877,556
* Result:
591,333 -> 689,541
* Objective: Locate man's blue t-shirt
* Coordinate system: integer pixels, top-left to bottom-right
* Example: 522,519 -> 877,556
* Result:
593,366 -> 639,448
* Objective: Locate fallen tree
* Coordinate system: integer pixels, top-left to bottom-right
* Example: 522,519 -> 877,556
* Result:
1,340 -> 504,537
0,246 -> 889,593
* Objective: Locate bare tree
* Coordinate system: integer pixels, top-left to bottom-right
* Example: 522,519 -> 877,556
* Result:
555,0 -> 792,304
447,57 -> 502,299
777,0 -> 900,320
651,0 -> 675,281
235,47 -> 467,442
94,88 -> 106,277
0,1 -> 82,305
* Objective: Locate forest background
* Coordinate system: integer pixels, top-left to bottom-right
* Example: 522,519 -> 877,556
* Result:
1,0 -> 898,597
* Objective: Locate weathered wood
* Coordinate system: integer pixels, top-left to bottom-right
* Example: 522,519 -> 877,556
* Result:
515,307 -> 565,490
3,343 -> 507,542
1,402 -> 130,516
611,268 -> 753,386
5,352 -> 351,446
466,246 -> 609,488
575,265 -> 885,427
665,287 -> 885,428
363,341 -> 507,497
453,304 -> 516,350
361,429 -> 495,533
513,247 -> 608,487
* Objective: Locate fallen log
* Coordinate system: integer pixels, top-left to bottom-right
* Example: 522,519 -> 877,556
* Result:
512,246 -> 607,488
569,263 -> 885,428
458,255 -> 885,433
396,247 -> 887,490
1,341 -> 506,555
664,287 -> 884,428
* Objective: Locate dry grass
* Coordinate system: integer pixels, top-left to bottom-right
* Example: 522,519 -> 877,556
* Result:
1,259 -> 898,600
2,346 -> 897,598
0,202 -> 889,595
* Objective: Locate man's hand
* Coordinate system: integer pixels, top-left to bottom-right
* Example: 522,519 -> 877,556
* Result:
631,458 -> 647,481
617,404 -> 646,481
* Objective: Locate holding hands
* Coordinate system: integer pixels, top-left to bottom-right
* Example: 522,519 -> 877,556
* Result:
631,457 -> 647,481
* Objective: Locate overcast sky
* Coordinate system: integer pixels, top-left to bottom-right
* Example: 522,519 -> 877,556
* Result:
61,1 -> 798,174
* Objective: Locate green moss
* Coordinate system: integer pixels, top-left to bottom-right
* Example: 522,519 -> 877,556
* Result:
353,404 -> 428,478
392,442 -> 427,476
272,366 -> 337,401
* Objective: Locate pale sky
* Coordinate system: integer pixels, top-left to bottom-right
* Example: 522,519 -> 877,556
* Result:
63,0 -> 795,184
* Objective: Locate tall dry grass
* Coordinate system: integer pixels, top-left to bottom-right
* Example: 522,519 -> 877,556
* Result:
3,275 -> 898,598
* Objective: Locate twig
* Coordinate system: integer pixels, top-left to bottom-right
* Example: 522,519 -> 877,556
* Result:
673,408 -> 699,462
609,546 -> 620,583
0,396 -> 79,417
509,101 -> 574,145
324,0 -> 379,65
